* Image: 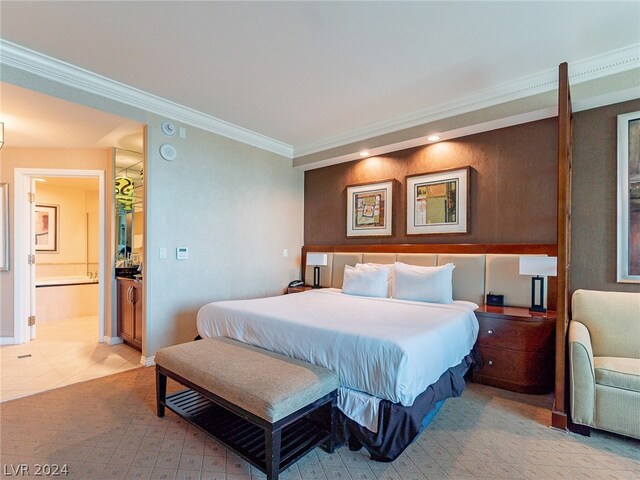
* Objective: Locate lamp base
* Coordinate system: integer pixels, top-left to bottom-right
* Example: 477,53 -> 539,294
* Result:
530,276 -> 546,312
313,266 -> 321,288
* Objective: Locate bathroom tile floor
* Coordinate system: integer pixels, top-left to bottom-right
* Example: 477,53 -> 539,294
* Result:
0,316 -> 141,402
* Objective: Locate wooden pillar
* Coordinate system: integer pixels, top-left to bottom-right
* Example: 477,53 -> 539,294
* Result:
552,62 -> 572,431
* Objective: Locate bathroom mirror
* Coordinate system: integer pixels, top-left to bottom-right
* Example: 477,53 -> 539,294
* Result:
114,148 -> 144,267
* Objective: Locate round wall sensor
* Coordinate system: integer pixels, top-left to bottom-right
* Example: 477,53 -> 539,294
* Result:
159,144 -> 177,161
161,121 -> 176,136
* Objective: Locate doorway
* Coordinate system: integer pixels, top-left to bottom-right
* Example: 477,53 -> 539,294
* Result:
14,168 -> 106,343
2,168 -> 139,402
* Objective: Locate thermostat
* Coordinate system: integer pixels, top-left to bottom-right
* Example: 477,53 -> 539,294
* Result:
161,121 -> 176,136
176,247 -> 189,260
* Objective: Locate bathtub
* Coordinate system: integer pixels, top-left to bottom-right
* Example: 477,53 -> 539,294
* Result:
36,275 -> 98,287
35,276 -> 99,322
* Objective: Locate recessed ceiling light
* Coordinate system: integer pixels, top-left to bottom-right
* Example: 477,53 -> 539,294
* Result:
427,135 -> 441,142
359,151 -> 370,157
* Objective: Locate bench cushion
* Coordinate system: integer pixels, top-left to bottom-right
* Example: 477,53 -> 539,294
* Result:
155,337 -> 339,423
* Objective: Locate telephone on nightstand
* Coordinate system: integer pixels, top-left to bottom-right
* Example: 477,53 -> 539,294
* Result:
288,280 -> 304,288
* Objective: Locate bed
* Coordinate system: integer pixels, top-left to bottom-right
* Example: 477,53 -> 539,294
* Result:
196,246 -> 557,460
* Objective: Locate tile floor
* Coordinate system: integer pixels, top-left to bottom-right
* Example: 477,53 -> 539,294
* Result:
0,316 -> 141,402
0,367 -> 638,480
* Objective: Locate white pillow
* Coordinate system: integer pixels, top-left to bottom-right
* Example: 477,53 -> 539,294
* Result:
342,265 -> 389,298
355,263 -> 394,297
392,262 -> 455,304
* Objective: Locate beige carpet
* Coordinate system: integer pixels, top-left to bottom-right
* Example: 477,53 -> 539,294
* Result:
0,367 -> 638,480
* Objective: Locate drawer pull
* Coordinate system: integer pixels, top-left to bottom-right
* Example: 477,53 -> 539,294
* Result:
487,329 -> 494,335
488,360 -> 493,366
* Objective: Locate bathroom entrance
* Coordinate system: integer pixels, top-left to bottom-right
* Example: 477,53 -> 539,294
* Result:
33,176 -> 101,329
14,168 -> 107,345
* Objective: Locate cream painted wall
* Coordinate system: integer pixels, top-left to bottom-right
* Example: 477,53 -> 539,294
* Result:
144,124 -> 304,355
87,190 -> 99,271
0,147 -> 110,338
1,66 -> 305,355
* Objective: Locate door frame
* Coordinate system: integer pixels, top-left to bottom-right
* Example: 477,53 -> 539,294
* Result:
14,168 -> 106,344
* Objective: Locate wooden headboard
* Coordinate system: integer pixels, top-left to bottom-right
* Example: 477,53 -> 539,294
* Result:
302,243 -> 558,310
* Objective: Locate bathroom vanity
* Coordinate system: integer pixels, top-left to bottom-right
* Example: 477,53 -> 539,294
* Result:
117,276 -> 143,351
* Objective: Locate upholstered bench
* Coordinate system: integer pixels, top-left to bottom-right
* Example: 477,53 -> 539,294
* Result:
155,337 -> 340,480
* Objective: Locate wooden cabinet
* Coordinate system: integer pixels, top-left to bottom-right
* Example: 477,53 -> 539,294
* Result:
473,305 -> 555,394
117,277 -> 143,351
287,285 -> 314,294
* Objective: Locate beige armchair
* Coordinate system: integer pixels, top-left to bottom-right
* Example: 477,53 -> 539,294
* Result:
569,289 -> 640,439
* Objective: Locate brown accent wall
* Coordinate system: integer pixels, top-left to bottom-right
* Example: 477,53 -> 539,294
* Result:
305,118 -> 558,245
571,98 -> 640,294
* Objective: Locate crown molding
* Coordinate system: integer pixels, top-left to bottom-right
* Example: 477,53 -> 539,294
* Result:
294,43 -> 640,158
294,107 -> 558,171
0,39 -> 293,158
2,39 -> 637,163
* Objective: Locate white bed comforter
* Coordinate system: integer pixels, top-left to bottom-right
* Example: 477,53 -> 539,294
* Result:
197,288 -> 478,407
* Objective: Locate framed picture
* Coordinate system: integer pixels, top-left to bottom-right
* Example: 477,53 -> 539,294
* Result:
346,180 -> 393,237
617,110 -> 640,283
0,183 -> 8,271
35,204 -> 59,253
406,166 -> 470,235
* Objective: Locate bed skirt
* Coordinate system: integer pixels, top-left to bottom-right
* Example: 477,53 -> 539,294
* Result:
337,353 -> 474,462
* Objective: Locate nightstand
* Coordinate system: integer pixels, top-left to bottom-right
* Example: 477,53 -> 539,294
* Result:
286,285 -> 313,294
473,305 -> 556,394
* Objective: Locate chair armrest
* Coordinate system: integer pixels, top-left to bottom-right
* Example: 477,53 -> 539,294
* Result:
569,320 -> 596,427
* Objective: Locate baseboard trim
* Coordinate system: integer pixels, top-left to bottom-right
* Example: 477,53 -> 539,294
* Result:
103,335 -> 123,345
0,336 -> 15,345
140,355 -> 155,367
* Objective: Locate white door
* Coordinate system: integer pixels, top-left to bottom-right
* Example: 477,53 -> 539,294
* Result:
28,177 -> 37,340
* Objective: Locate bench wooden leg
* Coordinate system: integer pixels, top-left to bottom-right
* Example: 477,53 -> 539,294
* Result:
265,427 -> 281,480
327,395 -> 337,454
156,367 -> 167,418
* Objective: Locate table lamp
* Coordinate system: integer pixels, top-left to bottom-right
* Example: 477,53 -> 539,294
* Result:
519,256 -> 557,312
307,253 -> 328,288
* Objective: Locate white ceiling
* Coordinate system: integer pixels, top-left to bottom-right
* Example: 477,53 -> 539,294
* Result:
0,1 -> 639,156
0,82 -> 144,150
36,176 -> 99,192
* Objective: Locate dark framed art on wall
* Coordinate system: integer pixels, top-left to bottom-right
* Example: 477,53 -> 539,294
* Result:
346,180 -> 393,237
35,203 -> 59,253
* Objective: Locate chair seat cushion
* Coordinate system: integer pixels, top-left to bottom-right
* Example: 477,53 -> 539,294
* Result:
155,337 -> 339,423
594,357 -> 640,393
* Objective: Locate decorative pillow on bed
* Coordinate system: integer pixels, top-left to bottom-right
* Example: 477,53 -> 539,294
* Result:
392,262 -> 455,303
355,263 -> 394,297
342,264 -> 389,298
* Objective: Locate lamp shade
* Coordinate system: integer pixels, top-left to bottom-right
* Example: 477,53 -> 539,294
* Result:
519,256 -> 557,277
307,253 -> 328,266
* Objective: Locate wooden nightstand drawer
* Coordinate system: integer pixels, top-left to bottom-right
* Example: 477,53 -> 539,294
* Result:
473,345 -> 554,394
476,316 -> 554,352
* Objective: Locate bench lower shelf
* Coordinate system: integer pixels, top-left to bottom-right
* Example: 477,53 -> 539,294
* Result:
165,389 -> 331,474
